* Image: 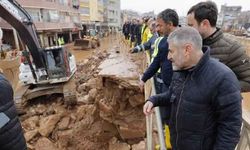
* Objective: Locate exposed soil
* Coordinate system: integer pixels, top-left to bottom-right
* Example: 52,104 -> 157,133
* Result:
19,35 -> 147,150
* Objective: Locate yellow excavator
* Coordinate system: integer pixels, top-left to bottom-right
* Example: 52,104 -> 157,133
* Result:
74,29 -> 100,49
0,0 -> 77,113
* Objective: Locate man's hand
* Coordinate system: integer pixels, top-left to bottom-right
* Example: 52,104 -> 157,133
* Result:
130,47 -> 138,53
129,47 -> 136,53
139,80 -> 145,92
143,101 -> 154,115
130,45 -> 141,53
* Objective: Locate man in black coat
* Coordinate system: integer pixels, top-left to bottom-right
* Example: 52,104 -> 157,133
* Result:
143,26 -> 242,150
122,21 -> 130,40
0,28 -> 27,150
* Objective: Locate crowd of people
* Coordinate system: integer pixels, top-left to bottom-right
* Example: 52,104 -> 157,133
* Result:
124,1 -> 250,150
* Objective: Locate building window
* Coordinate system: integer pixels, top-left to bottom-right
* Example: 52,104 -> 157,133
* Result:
79,7 -> 90,15
58,0 -> 68,6
98,10 -> 103,15
72,0 -> 79,9
109,10 -> 115,15
80,0 -> 89,2
71,15 -> 80,23
98,0 -> 103,4
109,18 -> 117,23
26,8 -> 41,22
42,10 -> 59,22
46,0 -> 56,2
60,12 -> 66,22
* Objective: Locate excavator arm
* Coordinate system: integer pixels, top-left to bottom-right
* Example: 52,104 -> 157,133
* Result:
0,0 -> 45,70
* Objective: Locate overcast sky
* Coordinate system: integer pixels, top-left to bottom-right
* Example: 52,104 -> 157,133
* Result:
121,0 -> 250,16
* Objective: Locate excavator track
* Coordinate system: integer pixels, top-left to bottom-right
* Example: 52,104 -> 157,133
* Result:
14,77 -> 77,114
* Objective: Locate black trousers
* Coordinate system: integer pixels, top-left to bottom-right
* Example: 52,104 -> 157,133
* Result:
154,73 -> 171,125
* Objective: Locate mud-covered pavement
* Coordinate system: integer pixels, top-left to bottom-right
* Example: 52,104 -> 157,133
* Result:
19,35 -> 147,150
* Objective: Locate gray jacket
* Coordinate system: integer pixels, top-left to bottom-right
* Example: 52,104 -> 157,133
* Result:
203,28 -> 250,91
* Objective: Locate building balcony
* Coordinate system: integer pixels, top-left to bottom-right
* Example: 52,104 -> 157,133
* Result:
80,2 -> 89,8
35,22 -> 79,31
17,0 -> 80,14
98,4 -> 104,10
81,15 -> 90,22
0,19 -> 81,31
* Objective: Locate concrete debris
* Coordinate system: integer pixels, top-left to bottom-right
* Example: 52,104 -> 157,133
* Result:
38,114 -> 61,137
24,129 -> 38,142
109,137 -> 131,150
57,116 -> 70,130
34,137 -> 58,150
22,116 -> 39,131
131,141 -> 146,150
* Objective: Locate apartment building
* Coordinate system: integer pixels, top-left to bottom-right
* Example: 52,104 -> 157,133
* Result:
78,0 -> 121,35
103,0 -> 121,32
0,0 -> 82,49
121,10 -> 140,24
217,5 -> 242,30
238,11 -> 250,31
79,0 -> 104,34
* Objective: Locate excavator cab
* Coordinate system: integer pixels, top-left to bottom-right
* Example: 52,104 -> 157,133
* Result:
19,46 -> 76,85
44,46 -> 76,83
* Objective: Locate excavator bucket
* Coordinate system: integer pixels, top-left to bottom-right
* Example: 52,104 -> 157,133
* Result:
0,53 -> 20,90
74,39 -> 92,49
74,36 -> 100,50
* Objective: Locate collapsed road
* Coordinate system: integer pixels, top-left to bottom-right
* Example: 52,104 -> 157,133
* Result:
19,35 -> 148,150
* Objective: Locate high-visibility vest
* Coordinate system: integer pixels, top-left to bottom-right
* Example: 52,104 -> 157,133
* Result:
147,30 -> 153,42
141,23 -> 146,40
58,38 -> 61,46
142,27 -> 150,44
151,37 -> 164,73
143,27 -> 152,58
61,37 -> 65,45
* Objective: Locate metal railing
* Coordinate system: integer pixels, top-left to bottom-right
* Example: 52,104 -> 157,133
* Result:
237,93 -> 250,150
144,52 -> 166,150
237,110 -> 250,150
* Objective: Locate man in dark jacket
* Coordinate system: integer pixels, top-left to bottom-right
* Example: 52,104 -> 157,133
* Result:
129,19 -> 136,47
140,9 -> 178,91
122,21 -> 130,40
134,19 -> 142,46
144,26 -> 242,150
187,1 -> 250,91
0,28 -> 27,150
140,9 -> 179,124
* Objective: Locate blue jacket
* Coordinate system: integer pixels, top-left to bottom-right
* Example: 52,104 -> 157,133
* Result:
143,33 -> 158,57
149,48 -> 242,150
0,74 -> 27,150
132,33 -> 158,57
141,36 -> 173,87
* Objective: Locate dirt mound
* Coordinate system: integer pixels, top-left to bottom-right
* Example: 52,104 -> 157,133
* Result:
20,48 -> 146,150
0,53 -> 20,90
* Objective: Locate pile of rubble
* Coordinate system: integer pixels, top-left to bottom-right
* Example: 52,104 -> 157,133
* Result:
20,49 -> 146,150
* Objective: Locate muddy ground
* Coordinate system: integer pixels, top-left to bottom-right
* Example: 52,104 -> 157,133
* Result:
19,35 -> 148,150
